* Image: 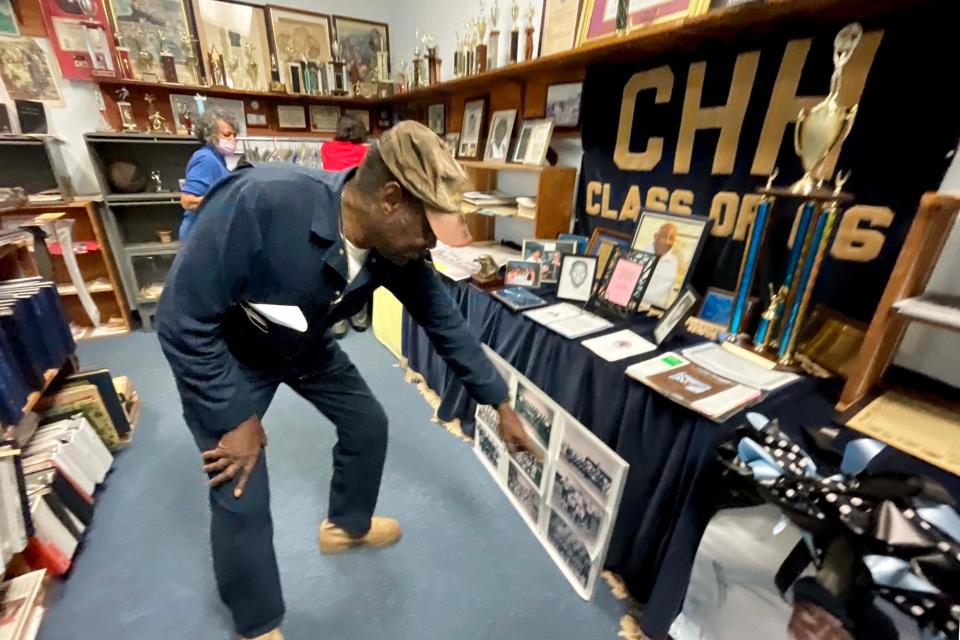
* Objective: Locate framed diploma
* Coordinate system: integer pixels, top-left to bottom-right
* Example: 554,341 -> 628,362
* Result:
577,0 -> 708,45
539,0 -> 585,57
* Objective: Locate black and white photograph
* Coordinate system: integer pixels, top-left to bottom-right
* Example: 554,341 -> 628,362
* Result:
522,239 -> 578,284
557,255 -> 597,303
547,509 -> 591,588
427,103 -> 445,135
484,109 -> 517,162
476,423 -> 502,471
560,420 -> 626,501
550,463 -> 606,552
523,119 -> 555,166
514,381 -> 556,448
509,434 -> 546,490
507,462 -> 540,525
458,97 -> 487,159
443,132 -> 460,157
475,403 -> 500,430
511,119 -> 535,163
653,286 -> 701,345
545,82 -> 583,129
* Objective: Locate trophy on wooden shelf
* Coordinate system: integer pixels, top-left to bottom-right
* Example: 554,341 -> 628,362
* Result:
411,29 -> 424,88
114,33 -> 134,80
396,60 -> 409,94
134,28 -> 157,82
725,23 -> 863,367
207,45 -> 226,86
476,4 -> 488,74
116,87 -> 139,132
224,42 -> 240,89
465,20 -> 476,75
157,29 -> 179,83
180,32 -> 201,85
149,170 -> 163,192
283,43 -> 304,93
374,30 -> 390,84
269,53 -> 286,92
523,2 -> 535,61
488,0 -> 501,70
243,41 -> 260,91
330,39 -> 349,96
509,0 -> 520,64
426,34 -> 441,86
453,30 -> 462,78
93,86 -> 113,132
193,93 -> 207,115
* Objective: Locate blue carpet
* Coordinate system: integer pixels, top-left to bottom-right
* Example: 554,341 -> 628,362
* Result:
38,331 -> 624,640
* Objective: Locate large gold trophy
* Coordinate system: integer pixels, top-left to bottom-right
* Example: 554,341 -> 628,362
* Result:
727,23 -> 862,367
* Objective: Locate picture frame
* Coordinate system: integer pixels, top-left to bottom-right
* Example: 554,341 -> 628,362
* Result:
539,0 -> 584,57
276,104 -> 306,129
557,255 -> 597,303
266,6 -> 333,92
194,0 -> 273,91
631,210 -> 713,310
169,94 -> 247,136
588,248 -> 658,320
652,286 -> 701,346
484,109 -> 517,162
40,0 -> 120,81
105,0 -> 200,84
558,233 -> 589,255
0,37 -> 63,105
698,286 -> 758,328
586,227 -> 632,282
545,82 -> 583,130
504,260 -> 542,288
523,118 -> 555,166
1,0 -> 20,36
491,286 -> 548,312
427,102 -> 445,135
510,119 -> 535,164
521,239 -> 578,284
444,132 -> 461,158
458,97 -> 488,160
343,108 -> 370,135
309,104 -> 340,132
332,15 -> 389,84
577,0 -> 708,45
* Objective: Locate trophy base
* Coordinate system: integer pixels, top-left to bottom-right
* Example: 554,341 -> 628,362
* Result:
470,275 -> 504,291
721,335 -> 803,373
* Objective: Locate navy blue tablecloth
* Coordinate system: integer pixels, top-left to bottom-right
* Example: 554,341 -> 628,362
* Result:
400,280 -> 957,638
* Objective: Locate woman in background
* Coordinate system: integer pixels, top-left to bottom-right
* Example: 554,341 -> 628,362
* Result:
321,115 -> 370,338
179,111 -> 237,243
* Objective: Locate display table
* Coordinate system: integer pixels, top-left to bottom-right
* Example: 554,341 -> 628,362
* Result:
402,279 -> 960,638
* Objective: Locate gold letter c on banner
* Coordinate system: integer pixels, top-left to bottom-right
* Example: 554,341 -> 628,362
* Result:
614,66 -> 674,172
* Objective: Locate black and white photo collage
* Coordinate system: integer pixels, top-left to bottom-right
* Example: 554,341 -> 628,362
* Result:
473,346 -> 629,599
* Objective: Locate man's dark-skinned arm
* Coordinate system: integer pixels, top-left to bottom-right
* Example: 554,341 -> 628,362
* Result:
157,173 -> 266,498
385,261 -> 532,453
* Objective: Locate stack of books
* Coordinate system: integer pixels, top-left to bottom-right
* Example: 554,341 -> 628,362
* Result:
36,369 -> 139,451
0,569 -> 47,640
462,190 -> 518,217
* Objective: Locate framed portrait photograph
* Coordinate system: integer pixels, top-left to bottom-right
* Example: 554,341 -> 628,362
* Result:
343,108 -> 370,134
589,248 -> 658,320
522,239 -> 578,284
170,94 -> 247,136
522,119 -> 555,166
631,210 -> 713,310
444,132 -> 460,158
427,102 -> 445,135
504,260 -> 542,288
545,82 -> 583,130
0,37 -> 63,105
458,97 -> 487,160
557,255 -> 597,303
586,227 -> 632,282
332,16 -> 389,84
309,104 -> 340,132
266,7 -> 332,91
539,0 -> 584,57
484,109 -> 517,162
653,286 -> 700,346
195,0 -> 273,91
577,0 -> 707,45
276,104 -> 306,129
106,0 -> 199,84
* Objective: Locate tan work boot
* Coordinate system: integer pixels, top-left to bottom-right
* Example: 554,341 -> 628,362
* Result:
318,517 -> 402,554
241,629 -> 284,640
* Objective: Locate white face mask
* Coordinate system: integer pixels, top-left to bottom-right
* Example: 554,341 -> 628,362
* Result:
215,136 -> 236,156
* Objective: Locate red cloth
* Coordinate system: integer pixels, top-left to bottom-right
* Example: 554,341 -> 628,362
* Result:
321,141 -> 368,171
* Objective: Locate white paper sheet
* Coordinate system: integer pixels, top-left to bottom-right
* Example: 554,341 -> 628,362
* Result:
248,303 -> 308,333
430,241 -> 521,281
581,329 -> 656,362
548,313 -> 613,339
523,302 -> 585,325
681,342 -> 800,391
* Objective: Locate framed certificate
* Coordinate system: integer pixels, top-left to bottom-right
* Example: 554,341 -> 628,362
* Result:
588,248 -> 658,320
276,104 -> 306,129
578,0 -> 708,45
539,0 -> 585,57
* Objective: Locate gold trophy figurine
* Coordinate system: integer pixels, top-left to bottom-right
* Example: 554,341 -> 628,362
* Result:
243,41 -> 259,90
791,23 -> 863,195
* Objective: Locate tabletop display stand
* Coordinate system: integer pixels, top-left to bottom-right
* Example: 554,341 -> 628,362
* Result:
84,133 -> 201,330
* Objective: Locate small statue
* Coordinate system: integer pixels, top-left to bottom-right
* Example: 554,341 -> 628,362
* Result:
473,255 -> 499,281
150,170 -> 163,192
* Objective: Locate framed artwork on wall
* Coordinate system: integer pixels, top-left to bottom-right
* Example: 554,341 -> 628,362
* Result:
194,0 -> 272,91
539,0 -> 584,57
309,105 -> 340,132
0,37 -> 63,105
266,6 -> 332,92
577,0 -> 708,45
105,0 -> 201,84
169,93 -> 247,136
276,104 -> 306,129
427,102 -> 445,135
343,108 -> 370,134
40,0 -> 120,81
545,81 -> 583,130
332,15 -> 389,84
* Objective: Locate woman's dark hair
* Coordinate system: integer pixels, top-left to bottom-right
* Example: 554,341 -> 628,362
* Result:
335,115 -> 367,143
194,110 -> 238,144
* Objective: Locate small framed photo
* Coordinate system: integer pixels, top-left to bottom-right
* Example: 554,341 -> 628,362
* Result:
504,260 -> 542,288
586,227 -> 632,282
589,248 -> 659,320
521,239 -> 578,284
444,132 -> 461,158
484,108 -> 517,162
523,118 -> 555,166
557,255 -> 597,303
491,286 -> 548,312
631,210 -> 713,310
427,102 -> 445,135
310,105 -> 341,132
511,118 -> 536,164
653,286 -> 701,346
459,97 -> 488,160
276,105 -> 306,129
545,81 -> 583,129
698,287 -> 758,328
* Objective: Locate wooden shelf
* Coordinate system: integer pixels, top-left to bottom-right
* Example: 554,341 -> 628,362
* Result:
93,76 -> 379,105
459,160 -> 546,173
57,282 -> 114,296
126,241 -> 180,254
105,192 -> 183,204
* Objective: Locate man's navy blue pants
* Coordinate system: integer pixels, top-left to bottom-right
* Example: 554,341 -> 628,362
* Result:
186,337 -> 389,639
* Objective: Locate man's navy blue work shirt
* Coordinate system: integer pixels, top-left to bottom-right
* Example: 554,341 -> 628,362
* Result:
156,163 -> 508,437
